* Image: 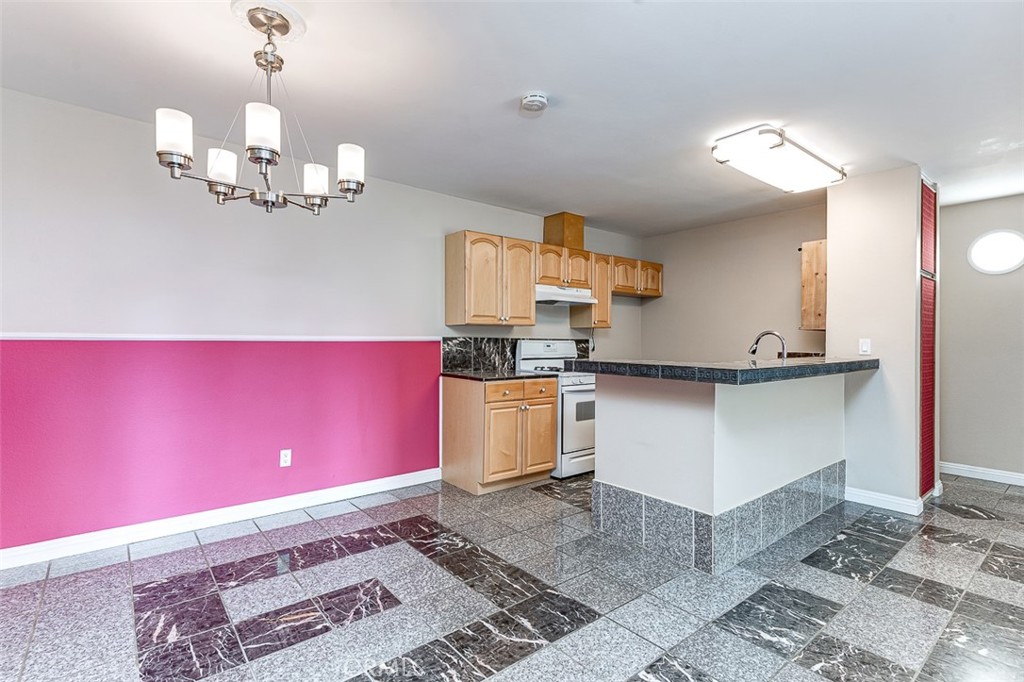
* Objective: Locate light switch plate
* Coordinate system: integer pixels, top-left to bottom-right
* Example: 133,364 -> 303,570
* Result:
858,339 -> 872,355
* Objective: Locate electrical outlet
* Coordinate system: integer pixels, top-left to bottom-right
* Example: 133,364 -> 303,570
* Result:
858,338 -> 872,355
280,449 -> 292,467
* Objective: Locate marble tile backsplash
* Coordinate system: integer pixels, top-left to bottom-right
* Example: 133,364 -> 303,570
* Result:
441,336 -> 590,374
596,460 -> 847,575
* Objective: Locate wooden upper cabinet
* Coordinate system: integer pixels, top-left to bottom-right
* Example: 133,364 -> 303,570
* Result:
571,252 -> 611,329
537,245 -> 591,287
503,238 -> 537,326
536,243 -> 566,285
639,261 -> 663,297
611,257 -> 662,298
800,239 -> 826,331
521,398 -> 557,474
445,231 -> 536,326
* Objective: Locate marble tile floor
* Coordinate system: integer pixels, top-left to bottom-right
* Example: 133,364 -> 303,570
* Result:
2,474 -> 1023,681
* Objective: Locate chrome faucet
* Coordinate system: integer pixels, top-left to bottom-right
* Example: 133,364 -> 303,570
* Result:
748,330 -> 787,361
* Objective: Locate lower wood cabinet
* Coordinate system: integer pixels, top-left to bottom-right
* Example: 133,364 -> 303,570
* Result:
442,377 -> 558,494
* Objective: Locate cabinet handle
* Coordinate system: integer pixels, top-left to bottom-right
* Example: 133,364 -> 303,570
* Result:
520,404 -> 527,411
503,390 -> 511,396
539,387 -> 546,393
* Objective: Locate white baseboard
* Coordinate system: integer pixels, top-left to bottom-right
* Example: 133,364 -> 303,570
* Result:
933,480 -> 944,498
0,468 -> 441,569
940,462 -> 1024,487
845,486 -> 925,516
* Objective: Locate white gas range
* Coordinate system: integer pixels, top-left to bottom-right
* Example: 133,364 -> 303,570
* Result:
515,339 -> 596,478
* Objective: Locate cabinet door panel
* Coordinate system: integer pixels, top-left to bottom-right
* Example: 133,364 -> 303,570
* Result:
566,249 -> 592,288
483,403 -> 522,483
536,244 -> 566,285
611,257 -> 639,294
522,399 -> 557,474
592,253 -> 612,327
800,240 -> 826,330
503,238 -> 537,326
639,261 -> 663,297
465,233 -> 503,323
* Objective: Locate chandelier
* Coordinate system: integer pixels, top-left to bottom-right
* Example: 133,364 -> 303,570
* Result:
154,6 -> 364,215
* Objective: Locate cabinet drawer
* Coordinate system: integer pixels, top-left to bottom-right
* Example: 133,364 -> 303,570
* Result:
485,381 -> 524,403
524,378 -> 557,400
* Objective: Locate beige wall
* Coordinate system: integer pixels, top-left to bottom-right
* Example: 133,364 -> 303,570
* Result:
826,165 -> 924,502
1,89 -> 642,357
939,195 -> 1024,475
639,205 -> 827,362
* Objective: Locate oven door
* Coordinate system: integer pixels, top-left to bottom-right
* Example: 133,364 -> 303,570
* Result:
561,384 -> 596,455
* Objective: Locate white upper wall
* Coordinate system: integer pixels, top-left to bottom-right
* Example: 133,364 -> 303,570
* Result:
939,195 -> 1024,475
640,205 -> 827,362
1,89 -> 641,356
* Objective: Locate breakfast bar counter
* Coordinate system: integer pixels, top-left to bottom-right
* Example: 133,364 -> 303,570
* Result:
567,357 -> 878,574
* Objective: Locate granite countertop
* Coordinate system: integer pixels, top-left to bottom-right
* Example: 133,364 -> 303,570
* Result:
566,356 -> 879,385
441,370 -> 559,382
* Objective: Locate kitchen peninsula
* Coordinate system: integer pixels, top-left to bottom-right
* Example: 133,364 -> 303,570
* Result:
566,357 -> 879,574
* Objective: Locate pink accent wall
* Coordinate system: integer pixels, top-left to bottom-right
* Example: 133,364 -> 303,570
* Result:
0,340 -> 440,549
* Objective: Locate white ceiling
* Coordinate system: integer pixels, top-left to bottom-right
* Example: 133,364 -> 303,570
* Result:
2,1 -> 1022,236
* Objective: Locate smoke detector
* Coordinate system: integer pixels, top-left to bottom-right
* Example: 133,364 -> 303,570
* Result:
520,92 -> 549,113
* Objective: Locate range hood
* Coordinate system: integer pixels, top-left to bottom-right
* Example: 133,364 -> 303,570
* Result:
535,284 -> 598,305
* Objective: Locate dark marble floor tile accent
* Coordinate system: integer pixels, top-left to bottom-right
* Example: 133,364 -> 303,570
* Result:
135,592 -> 230,650
444,610 -> 547,675
211,552 -> 289,590
713,581 -> 842,656
800,546 -> 886,583
955,590 -> 1024,632
407,529 -> 478,559
335,526 -> 401,555
465,563 -> 548,608
434,545 -> 511,582
235,599 -> 331,661
505,589 -> 601,643
980,541 -> 1024,584
280,537 -> 347,572
933,501 -> 1004,520
793,633 -> 915,682
138,625 -> 245,682
365,638 -> 487,682
870,567 -> 963,611
918,524 -> 993,554
627,653 -> 719,682
533,474 -> 594,511
917,614 -> 1024,682
133,569 -> 218,612
384,514 -> 445,541
845,514 -> 920,550
312,578 -> 400,627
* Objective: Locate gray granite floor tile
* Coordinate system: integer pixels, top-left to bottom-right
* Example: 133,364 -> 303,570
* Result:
487,645 -> 591,682
0,561 -> 49,588
601,549 -> 686,591
221,572 -> 310,622
771,562 -> 865,605
348,492 -> 403,509
202,532 -> 275,565
793,633 -> 915,682
203,665 -> 257,682
923,507 -> 1006,540
608,593 -> 707,649
670,624 -> 787,682
377,555 -> 463,602
555,617 -> 663,682
967,569 -> 1024,608
999,524 -> 1024,548
254,509 -> 315,531
512,547 -> 594,585
26,603 -> 138,682
48,545 -> 128,577
316,510 -> 378,536
129,531 -> 200,560
916,613 -> 1024,681
248,623 -> 373,680
823,585 -> 951,669
295,543 -> 423,595
562,511 -> 596,532
558,568 -> 645,613
626,653 -> 720,682
525,519 -> 592,547
131,545 -> 209,584
771,662 -> 832,682
306,499 -> 360,519
389,483 -> 438,500
484,506 -> 548,531
452,516 -> 518,543
403,581 -> 498,633
327,603 -> 452,675
946,476 -> 1009,493
362,500 -> 422,524
887,535 -> 986,588
483,532 -> 550,563
652,567 -> 768,620
0,580 -> 44,680
559,533 -> 634,566
522,495 -> 586,519
263,520 -> 334,550
196,520 -> 262,543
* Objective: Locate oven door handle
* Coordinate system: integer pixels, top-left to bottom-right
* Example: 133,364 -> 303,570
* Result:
561,385 -> 596,393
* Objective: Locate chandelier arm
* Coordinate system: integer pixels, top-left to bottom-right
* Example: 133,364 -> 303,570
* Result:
179,171 -> 253,193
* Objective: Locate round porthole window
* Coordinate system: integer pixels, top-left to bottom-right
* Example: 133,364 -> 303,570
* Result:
967,230 -> 1024,274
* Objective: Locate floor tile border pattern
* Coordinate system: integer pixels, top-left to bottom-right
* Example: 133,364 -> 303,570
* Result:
595,460 -> 846,574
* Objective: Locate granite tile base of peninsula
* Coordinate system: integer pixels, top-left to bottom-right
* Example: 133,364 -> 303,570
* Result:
594,461 -> 846,574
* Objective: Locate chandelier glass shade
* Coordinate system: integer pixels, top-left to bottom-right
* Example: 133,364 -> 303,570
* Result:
154,7 -> 364,215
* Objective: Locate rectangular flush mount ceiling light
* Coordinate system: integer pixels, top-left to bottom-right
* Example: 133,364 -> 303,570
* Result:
711,124 -> 846,193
